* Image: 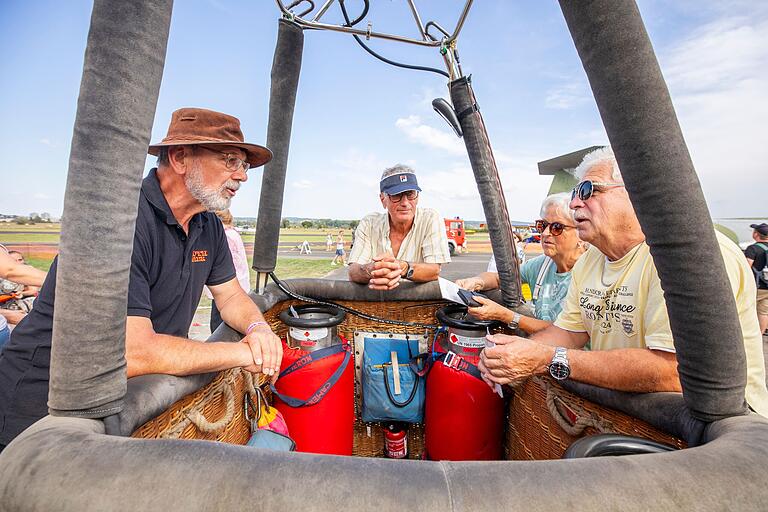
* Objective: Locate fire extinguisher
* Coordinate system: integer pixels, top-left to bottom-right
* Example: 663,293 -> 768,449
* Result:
384,423 -> 408,459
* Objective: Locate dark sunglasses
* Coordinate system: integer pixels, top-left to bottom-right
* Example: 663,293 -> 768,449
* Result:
571,180 -> 624,202
535,219 -> 575,236
388,190 -> 419,203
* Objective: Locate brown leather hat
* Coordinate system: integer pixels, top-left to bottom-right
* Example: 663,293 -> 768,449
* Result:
148,107 -> 272,168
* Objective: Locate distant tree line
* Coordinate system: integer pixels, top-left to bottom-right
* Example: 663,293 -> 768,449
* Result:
282,218 -> 359,230
14,212 -> 53,225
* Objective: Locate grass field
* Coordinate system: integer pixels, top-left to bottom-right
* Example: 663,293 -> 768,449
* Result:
0,233 -> 61,243
0,223 -> 61,232
24,256 -> 55,272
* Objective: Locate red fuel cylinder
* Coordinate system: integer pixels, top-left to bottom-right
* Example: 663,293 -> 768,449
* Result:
273,338 -> 354,455
425,327 -> 505,461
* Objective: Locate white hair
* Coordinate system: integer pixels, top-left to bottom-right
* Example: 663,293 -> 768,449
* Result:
540,192 -> 576,223
381,164 -> 416,181
573,146 -> 623,183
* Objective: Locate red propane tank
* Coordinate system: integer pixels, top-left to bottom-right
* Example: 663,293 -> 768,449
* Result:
273,337 -> 354,455
425,307 -> 505,461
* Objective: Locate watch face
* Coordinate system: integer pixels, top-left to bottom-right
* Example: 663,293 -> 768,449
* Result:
549,361 -> 570,381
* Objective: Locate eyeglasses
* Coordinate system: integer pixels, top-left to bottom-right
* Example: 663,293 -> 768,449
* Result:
196,146 -> 250,173
388,190 -> 419,203
571,180 -> 624,202
535,219 -> 575,236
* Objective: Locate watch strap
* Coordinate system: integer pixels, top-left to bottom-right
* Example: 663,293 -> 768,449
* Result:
508,311 -> 522,329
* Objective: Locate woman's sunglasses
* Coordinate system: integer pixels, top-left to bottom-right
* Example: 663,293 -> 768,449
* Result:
571,180 -> 625,202
535,219 -> 575,237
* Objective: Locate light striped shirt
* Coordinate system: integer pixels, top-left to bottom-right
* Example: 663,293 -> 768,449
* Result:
349,208 -> 451,265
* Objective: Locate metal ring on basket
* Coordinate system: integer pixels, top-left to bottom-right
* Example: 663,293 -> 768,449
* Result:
436,303 -> 501,330
279,304 -> 346,328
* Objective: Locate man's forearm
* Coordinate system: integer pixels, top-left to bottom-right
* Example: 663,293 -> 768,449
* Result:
567,348 -> 681,393
408,262 -> 441,282
217,288 -> 268,334
4,264 -> 46,287
529,324 -> 589,349
348,262 -> 372,284
126,334 -> 252,377
0,309 -> 27,325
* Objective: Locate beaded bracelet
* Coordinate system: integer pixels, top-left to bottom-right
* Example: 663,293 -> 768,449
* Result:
246,321 -> 269,335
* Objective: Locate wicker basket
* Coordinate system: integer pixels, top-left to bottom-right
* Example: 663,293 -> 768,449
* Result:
133,299 -> 443,457
506,376 -> 686,460
134,298 -> 685,460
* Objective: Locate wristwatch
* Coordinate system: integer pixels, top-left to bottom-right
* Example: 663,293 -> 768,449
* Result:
508,311 -> 522,330
548,347 -> 571,381
402,261 -> 415,280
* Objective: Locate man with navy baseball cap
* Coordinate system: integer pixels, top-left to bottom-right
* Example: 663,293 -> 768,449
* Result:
348,164 -> 450,290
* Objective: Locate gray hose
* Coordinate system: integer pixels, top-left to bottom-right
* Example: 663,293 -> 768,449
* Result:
449,77 -> 522,308
252,19 -> 304,273
47,0 -> 173,422
558,0 -> 748,422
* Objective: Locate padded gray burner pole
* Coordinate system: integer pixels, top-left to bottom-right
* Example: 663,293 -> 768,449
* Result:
48,0 -> 173,426
450,77 -> 522,307
559,0 -> 748,421
253,19 -> 304,292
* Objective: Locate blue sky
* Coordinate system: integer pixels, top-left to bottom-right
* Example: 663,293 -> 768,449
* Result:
1,1 -> 766,222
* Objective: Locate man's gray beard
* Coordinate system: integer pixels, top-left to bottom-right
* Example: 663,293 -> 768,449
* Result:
184,166 -> 235,211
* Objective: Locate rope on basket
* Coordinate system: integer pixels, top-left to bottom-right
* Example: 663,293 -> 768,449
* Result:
160,370 -> 241,438
540,378 -> 613,437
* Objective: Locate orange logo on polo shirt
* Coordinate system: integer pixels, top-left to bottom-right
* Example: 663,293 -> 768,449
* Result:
192,250 -> 208,263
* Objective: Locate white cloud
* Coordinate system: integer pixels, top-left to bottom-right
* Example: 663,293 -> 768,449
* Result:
544,82 -> 591,110
659,15 -> 768,217
395,115 -> 466,156
292,179 -> 312,189
32,192 -> 50,200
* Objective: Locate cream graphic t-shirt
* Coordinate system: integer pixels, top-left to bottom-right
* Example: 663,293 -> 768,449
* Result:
555,232 -> 768,417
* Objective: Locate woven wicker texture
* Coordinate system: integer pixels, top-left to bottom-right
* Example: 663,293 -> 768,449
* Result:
507,376 -> 687,460
131,368 -> 269,444
133,299 -> 685,461
133,300 -> 444,452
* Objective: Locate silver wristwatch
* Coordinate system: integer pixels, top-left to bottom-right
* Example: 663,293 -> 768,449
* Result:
507,311 -> 522,330
548,347 -> 571,381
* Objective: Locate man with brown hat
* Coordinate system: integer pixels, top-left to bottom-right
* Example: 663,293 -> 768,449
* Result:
0,108 -> 281,451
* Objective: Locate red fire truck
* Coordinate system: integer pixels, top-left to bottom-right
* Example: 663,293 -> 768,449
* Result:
445,217 -> 465,256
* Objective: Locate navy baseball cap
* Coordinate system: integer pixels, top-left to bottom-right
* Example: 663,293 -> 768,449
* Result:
751,223 -> 768,236
380,172 -> 422,196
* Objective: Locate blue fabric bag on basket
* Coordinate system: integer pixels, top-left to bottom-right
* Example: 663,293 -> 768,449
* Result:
361,336 -> 425,423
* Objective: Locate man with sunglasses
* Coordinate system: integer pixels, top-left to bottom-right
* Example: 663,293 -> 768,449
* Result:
0,108 -> 284,450
480,147 -> 768,417
348,165 -> 450,290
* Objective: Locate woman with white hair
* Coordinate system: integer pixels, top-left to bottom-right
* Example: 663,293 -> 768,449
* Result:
456,192 -> 587,334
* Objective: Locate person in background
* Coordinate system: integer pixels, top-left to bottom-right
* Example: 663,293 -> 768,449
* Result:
478,146 -> 768,418
326,233 -> 334,252
744,223 -> 768,335
347,164 -> 450,290
0,245 -> 46,351
206,209 -> 251,333
6,251 -> 40,298
331,230 -> 346,266
455,193 -> 587,334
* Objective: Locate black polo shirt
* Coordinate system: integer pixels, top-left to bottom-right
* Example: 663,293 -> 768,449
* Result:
0,169 -> 236,445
